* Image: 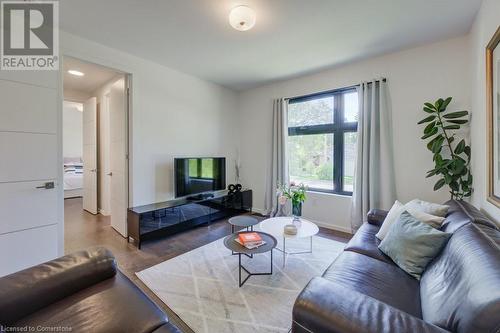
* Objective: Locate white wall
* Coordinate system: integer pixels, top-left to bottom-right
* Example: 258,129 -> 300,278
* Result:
238,36 -> 471,232
60,31 -> 239,207
63,101 -> 83,158
64,88 -> 91,103
469,0 -> 500,224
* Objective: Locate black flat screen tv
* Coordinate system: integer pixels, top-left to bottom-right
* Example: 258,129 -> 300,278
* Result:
174,157 -> 226,198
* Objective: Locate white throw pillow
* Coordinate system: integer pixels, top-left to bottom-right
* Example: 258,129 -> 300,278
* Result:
376,200 -> 447,240
405,207 -> 445,229
406,199 -> 449,217
375,200 -> 406,240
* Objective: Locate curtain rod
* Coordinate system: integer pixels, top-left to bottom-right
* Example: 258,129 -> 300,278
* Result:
284,78 -> 387,101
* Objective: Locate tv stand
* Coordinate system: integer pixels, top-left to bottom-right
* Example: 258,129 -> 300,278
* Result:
127,189 -> 252,248
186,193 -> 214,201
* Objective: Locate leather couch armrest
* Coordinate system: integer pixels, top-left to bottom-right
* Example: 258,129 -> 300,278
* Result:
367,209 -> 388,226
292,277 -> 448,333
0,247 -> 116,324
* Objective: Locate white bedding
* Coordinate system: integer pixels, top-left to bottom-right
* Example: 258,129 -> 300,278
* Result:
64,160 -> 83,191
64,172 -> 83,190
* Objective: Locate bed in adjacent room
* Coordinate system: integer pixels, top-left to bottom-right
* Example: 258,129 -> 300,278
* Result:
64,158 -> 83,199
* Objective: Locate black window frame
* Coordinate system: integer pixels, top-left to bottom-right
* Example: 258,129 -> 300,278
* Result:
288,87 -> 358,196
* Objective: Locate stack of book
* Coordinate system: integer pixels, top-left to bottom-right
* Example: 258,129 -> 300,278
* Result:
235,232 -> 266,249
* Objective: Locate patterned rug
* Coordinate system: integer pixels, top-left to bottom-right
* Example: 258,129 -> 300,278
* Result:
136,226 -> 345,333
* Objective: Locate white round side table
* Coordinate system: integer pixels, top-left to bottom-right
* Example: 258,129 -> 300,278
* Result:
260,216 -> 319,267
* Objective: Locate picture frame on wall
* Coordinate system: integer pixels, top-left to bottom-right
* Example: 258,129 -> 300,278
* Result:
486,26 -> 500,208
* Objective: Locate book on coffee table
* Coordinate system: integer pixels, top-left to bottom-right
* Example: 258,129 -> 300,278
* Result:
234,238 -> 266,249
238,232 -> 262,244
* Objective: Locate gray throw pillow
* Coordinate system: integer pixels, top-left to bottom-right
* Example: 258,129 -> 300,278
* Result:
378,211 -> 451,280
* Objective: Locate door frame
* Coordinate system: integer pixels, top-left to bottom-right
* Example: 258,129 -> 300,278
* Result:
61,55 -> 133,236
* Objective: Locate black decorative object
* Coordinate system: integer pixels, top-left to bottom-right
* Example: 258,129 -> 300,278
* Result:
228,183 -> 242,193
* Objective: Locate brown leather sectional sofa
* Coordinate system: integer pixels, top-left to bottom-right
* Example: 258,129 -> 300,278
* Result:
0,247 -> 181,333
292,200 -> 500,333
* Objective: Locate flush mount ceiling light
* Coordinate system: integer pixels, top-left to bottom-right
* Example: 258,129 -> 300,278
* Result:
229,5 -> 256,31
68,69 -> 85,77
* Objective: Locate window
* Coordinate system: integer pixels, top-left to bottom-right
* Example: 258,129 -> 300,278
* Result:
288,88 -> 358,195
188,158 -> 215,179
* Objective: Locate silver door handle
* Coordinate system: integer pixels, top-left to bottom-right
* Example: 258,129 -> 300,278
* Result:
107,172 -> 113,176
91,169 -> 97,172
36,182 -> 55,189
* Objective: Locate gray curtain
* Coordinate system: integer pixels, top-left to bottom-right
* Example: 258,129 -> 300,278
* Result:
351,80 -> 396,231
264,98 -> 289,216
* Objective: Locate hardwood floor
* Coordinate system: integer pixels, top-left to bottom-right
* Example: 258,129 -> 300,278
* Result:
64,197 -> 351,332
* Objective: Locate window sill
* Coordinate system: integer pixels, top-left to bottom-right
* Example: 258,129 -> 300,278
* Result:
306,189 -> 352,198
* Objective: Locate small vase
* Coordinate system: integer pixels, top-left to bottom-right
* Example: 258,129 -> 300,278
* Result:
292,202 -> 302,227
292,201 -> 302,217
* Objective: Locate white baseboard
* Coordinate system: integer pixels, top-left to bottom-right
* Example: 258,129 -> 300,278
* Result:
251,207 -> 267,215
99,209 -> 110,216
308,219 -> 352,234
250,207 -> 352,235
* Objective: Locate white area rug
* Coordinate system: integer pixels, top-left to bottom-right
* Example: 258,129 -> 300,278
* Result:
136,226 -> 345,333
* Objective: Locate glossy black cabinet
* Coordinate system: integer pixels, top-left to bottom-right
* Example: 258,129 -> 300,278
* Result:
127,189 -> 252,248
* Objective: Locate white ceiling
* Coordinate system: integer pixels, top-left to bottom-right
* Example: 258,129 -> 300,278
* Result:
59,0 -> 482,91
63,57 -> 120,94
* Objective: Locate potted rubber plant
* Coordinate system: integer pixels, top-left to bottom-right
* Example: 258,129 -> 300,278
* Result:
417,97 -> 473,199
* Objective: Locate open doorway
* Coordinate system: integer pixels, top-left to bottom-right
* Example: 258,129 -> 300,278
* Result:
63,56 -> 130,238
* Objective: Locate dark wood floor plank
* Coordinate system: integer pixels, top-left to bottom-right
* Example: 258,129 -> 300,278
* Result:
64,197 -> 351,332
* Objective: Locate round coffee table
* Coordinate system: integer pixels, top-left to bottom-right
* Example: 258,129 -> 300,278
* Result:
260,216 -> 319,267
223,231 -> 277,287
227,216 -> 260,256
228,215 -> 259,233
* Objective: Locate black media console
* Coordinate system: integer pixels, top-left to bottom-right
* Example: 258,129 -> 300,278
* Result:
127,189 -> 252,248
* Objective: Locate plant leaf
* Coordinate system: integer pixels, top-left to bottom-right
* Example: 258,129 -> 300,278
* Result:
423,107 -> 435,114
464,146 -> 471,157
424,121 -> 436,134
427,135 -> 444,151
441,97 -> 452,111
421,127 -> 438,139
443,125 -> 460,130
426,169 -> 439,178
434,179 -> 446,191
453,158 -> 465,175
446,119 -> 468,125
424,102 -> 435,110
435,99 -> 444,111
449,181 -> 459,191
418,115 -> 436,124
454,139 -> 466,154
442,111 -> 468,119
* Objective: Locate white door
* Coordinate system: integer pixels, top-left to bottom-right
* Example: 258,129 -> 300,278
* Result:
0,71 -> 61,276
109,77 -> 128,237
83,97 -> 98,214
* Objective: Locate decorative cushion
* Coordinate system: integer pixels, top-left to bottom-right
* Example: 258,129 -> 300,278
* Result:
375,201 -> 406,240
378,211 -> 451,280
405,207 -> 445,229
406,199 -> 449,217
376,200 -> 447,240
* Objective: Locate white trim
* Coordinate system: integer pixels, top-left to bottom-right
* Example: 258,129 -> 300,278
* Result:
251,207 -> 266,215
98,208 -> 110,216
252,207 -> 353,234
309,218 -> 352,234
